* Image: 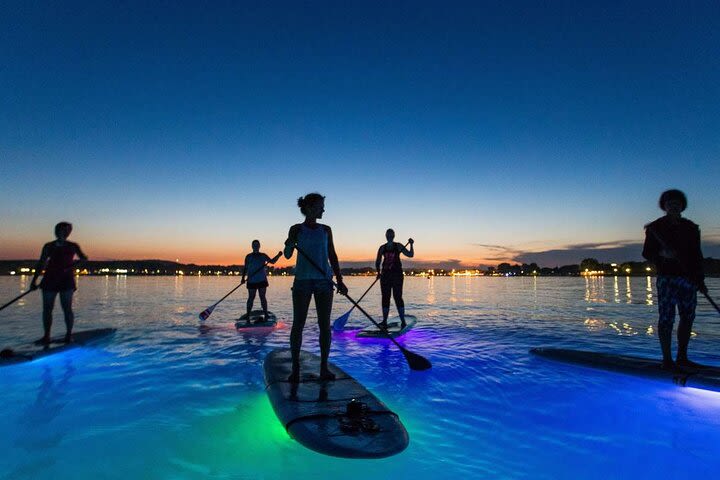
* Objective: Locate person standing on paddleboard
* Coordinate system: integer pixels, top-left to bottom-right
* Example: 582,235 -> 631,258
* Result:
284,193 -> 347,383
241,240 -> 282,323
29,222 -> 88,345
642,189 -> 707,370
376,229 -> 414,329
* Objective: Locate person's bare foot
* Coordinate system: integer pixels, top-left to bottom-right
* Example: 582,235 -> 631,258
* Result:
319,369 -> 336,381
660,359 -> 676,371
677,358 -> 703,370
64,334 -> 73,344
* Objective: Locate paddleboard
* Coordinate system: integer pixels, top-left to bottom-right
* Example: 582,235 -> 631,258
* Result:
0,328 -> 117,366
356,315 -> 417,338
531,347 -> 720,391
235,310 -> 277,329
263,348 -> 409,458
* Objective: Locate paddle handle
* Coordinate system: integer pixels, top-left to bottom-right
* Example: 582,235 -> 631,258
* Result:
0,290 -> 33,312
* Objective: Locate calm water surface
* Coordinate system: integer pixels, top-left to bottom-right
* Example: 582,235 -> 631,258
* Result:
1,276 -> 720,479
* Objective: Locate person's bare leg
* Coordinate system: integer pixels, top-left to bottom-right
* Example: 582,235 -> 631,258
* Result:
41,290 -> 57,345
259,288 -> 268,321
246,289 -> 256,322
315,285 -> 335,380
59,290 -> 74,343
289,285 -> 312,382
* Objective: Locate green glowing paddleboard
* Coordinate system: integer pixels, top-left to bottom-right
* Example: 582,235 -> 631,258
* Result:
0,328 -> 116,366
356,315 -> 417,338
235,310 -> 277,329
531,347 -> 720,391
263,348 -> 409,458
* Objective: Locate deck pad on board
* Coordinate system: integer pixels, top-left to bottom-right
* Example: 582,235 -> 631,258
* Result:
531,347 -> 720,391
1,328 -> 116,366
235,310 -> 277,329
263,348 -> 409,458
356,315 -> 417,338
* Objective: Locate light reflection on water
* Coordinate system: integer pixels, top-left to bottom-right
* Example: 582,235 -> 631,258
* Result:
1,276 -> 720,479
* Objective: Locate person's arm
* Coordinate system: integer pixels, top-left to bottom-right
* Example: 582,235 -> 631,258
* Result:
269,251 -> 283,264
68,243 -> 88,271
75,243 -> 89,262
400,238 -> 415,258
375,246 -> 383,277
30,243 -> 50,290
241,254 -> 250,283
642,226 -> 662,266
284,225 -> 300,259
326,226 -> 347,294
693,226 -> 707,294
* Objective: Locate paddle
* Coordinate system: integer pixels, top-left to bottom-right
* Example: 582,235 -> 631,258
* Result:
332,240 -> 412,331
0,290 -> 33,313
293,244 -> 431,371
332,277 -> 379,331
198,258 -> 276,321
646,226 -> 720,315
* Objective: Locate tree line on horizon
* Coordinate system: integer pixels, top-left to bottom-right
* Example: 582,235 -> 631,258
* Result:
1,258 -> 719,277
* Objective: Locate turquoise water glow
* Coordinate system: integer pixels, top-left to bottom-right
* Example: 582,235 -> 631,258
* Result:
1,276 -> 720,479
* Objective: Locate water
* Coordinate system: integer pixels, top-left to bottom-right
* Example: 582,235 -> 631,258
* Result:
1,275 -> 720,479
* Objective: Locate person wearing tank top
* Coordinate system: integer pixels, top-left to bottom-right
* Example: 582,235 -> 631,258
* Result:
284,193 -> 347,383
241,240 -> 282,323
30,222 -> 88,345
376,228 -> 414,328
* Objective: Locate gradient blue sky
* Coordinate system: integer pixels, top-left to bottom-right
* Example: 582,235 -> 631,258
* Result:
2,1 -> 719,267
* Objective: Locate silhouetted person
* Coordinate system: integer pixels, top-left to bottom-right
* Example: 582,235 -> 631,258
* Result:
642,189 -> 707,369
241,240 -> 282,323
30,222 -> 88,345
376,229 -> 414,329
284,193 -> 347,383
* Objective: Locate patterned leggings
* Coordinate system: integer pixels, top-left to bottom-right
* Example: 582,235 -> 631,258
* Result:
657,276 -> 697,331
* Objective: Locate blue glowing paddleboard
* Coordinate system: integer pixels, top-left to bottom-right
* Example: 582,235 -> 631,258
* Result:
531,347 -> 720,392
263,348 -> 409,458
356,315 -> 417,338
235,310 -> 277,329
0,328 -> 116,366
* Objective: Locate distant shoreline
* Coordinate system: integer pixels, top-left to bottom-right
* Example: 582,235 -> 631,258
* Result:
1,258 -> 718,278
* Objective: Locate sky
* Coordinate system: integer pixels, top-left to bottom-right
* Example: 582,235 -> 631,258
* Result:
2,1 -> 719,268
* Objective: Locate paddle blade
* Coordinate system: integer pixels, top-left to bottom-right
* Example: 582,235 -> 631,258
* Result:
400,346 -> 432,371
332,310 -> 352,331
198,305 -> 215,321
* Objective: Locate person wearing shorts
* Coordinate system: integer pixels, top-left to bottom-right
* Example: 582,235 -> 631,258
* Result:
241,240 -> 282,323
30,222 -> 88,345
376,229 -> 414,329
284,193 -> 347,383
642,189 -> 707,369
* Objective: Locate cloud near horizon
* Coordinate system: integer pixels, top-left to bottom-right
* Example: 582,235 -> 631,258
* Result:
477,238 -> 720,268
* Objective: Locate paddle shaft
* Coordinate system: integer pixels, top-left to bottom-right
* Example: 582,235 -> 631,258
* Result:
0,290 -> 33,312
293,244 -> 428,365
345,277 -> 379,315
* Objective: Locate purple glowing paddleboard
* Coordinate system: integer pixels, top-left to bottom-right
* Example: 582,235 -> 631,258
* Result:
356,315 -> 417,338
235,310 -> 277,329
